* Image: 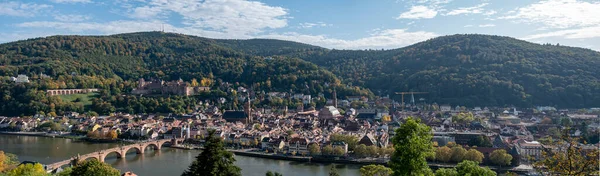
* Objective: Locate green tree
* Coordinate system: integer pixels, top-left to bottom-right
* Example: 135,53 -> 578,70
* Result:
468,136 -> 492,147
37,122 -> 64,132
265,171 -> 282,176
455,160 -> 496,176
489,149 -> 512,167
434,168 -> 458,176
322,145 -> 333,156
389,117 -> 433,176
333,146 -> 345,156
435,146 -> 452,163
70,159 -> 120,176
308,144 -> 321,155
434,161 -> 495,176
182,130 -> 241,176
329,165 -> 340,176
354,144 -> 368,158
560,117 -> 573,127
360,164 -> 392,176
330,134 -> 359,151
7,163 -> 47,176
367,145 -> 379,157
450,146 -> 467,162
464,149 -> 484,163
55,167 -> 72,176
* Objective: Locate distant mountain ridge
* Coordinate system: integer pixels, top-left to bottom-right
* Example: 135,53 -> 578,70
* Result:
1,32 -> 599,108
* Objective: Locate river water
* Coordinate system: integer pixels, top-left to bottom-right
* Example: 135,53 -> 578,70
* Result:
0,134 -> 361,176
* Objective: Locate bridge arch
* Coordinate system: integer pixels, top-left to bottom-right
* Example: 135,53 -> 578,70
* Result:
123,146 -> 143,156
144,143 -> 160,151
103,150 -> 124,159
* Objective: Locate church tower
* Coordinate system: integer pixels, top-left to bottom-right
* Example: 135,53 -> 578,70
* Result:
244,93 -> 252,124
332,89 -> 338,108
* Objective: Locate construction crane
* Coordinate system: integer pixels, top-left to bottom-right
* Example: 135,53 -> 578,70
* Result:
395,92 -> 428,112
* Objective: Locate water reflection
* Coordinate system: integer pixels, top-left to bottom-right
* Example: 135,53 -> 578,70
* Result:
0,135 -> 360,176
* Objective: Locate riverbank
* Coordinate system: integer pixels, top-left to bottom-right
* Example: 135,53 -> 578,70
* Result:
0,131 -> 131,144
226,149 -> 532,175
0,131 -> 69,138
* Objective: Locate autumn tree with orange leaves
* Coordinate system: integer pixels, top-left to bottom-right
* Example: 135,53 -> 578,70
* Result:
534,128 -> 599,176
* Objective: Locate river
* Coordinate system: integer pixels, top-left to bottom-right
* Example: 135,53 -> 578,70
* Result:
0,134 -> 361,176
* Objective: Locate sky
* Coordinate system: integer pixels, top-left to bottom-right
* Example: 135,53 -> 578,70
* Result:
1,0 -> 599,51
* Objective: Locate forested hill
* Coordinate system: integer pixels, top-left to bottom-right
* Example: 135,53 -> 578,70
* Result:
219,34 -> 600,108
0,32 -> 370,98
215,38 -> 323,56
1,32 -> 599,108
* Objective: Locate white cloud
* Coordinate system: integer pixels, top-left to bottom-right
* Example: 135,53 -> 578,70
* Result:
415,0 -> 452,6
522,25 -> 600,40
298,22 -> 331,29
0,2 -> 52,17
50,0 -> 92,3
445,3 -> 489,16
126,0 -> 289,36
129,6 -> 164,19
463,25 -> 474,28
397,5 -> 438,19
478,24 -> 495,27
53,14 -> 92,22
500,0 -> 600,29
483,10 -> 497,16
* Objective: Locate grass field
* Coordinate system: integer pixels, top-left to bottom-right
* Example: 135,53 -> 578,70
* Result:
59,92 -> 98,106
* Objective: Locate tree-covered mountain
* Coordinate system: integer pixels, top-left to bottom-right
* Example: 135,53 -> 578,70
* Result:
219,34 -> 600,108
0,32 -> 368,96
0,32 -> 370,116
1,32 -> 599,110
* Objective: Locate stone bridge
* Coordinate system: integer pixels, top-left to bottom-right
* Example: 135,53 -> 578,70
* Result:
45,138 -> 184,172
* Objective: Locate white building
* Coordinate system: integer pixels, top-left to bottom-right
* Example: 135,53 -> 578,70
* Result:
440,105 -> 452,112
14,74 -> 29,83
288,137 -> 309,155
517,140 -> 543,160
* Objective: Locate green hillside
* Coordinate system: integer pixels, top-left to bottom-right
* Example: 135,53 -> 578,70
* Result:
0,32 -> 599,114
0,32 -> 369,116
222,34 -> 600,108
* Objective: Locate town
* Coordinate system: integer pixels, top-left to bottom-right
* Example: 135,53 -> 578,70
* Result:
1,76 -> 599,175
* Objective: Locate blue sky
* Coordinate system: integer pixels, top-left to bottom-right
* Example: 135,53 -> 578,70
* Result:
1,0 -> 599,51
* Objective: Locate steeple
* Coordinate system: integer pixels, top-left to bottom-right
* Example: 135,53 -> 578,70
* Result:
332,88 -> 337,108
245,90 -> 252,124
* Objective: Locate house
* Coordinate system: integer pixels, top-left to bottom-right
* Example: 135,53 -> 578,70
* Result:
346,108 -> 356,116
302,95 -> 312,105
358,134 -> 377,146
517,140 -> 542,160
356,112 -> 377,120
331,141 -> 348,154
288,137 -> 309,155
293,94 -> 304,99
261,137 -> 271,149
492,135 -> 508,148
14,74 -> 29,83
319,106 -> 340,119
440,105 -> 452,112
0,118 -> 11,128
222,111 -> 248,123
268,139 -> 285,152
237,87 -> 247,93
